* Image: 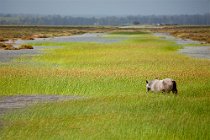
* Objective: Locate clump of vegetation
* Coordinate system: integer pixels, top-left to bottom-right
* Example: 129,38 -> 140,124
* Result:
21,36 -> 34,40
0,36 -> 8,42
0,43 -> 19,50
19,44 -> 33,49
36,34 -> 48,38
0,42 -> 7,49
1,43 -> 33,50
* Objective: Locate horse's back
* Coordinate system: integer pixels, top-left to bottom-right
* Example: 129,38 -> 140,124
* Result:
163,78 -> 174,82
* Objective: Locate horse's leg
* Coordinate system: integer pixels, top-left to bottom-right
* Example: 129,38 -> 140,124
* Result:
172,90 -> 178,95
146,89 -> 149,94
161,89 -> 166,94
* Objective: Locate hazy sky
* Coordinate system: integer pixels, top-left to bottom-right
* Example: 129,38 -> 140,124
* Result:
0,0 -> 209,16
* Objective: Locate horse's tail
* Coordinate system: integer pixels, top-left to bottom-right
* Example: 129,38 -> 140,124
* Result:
172,81 -> 178,95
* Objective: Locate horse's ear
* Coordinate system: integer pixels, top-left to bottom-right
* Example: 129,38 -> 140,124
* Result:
146,80 -> 148,84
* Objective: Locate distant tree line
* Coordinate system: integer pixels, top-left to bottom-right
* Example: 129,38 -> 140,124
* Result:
0,14 -> 209,25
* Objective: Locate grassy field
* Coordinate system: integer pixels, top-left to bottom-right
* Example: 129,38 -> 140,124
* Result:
0,31 -> 210,139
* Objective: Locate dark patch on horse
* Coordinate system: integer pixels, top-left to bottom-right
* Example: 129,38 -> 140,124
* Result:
172,81 -> 178,94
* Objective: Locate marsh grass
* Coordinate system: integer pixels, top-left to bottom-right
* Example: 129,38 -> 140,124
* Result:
0,31 -> 210,139
19,44 -> 33,49
0,26 -> 121,41
1,95 -> 209,140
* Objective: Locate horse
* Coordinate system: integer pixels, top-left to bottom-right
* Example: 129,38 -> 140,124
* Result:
146,78 -> 178,95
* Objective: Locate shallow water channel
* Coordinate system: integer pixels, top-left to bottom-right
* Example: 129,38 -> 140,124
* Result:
16,33 -> 125,44
154,33 -> 210,59
0,95 -> 82,116
0,33 -> 126,63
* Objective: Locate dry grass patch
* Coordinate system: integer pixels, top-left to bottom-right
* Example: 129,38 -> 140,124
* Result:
151,26 -> 210,43
21,36 -> 34,40
4,44 -> 19,50
0,43 -> 33,50
19,44 -> 33,49
0,36 -> 8,42
0,42 -> 7,49
0,26 -> 119,41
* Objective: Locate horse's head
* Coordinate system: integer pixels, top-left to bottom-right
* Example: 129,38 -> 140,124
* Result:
146,80 -> 151,92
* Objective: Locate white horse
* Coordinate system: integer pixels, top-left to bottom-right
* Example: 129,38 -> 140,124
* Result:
146,78 -> 177,95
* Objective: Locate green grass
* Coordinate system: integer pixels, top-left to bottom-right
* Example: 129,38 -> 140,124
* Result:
0,31 -> 210,139
1,95 -> 209,140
